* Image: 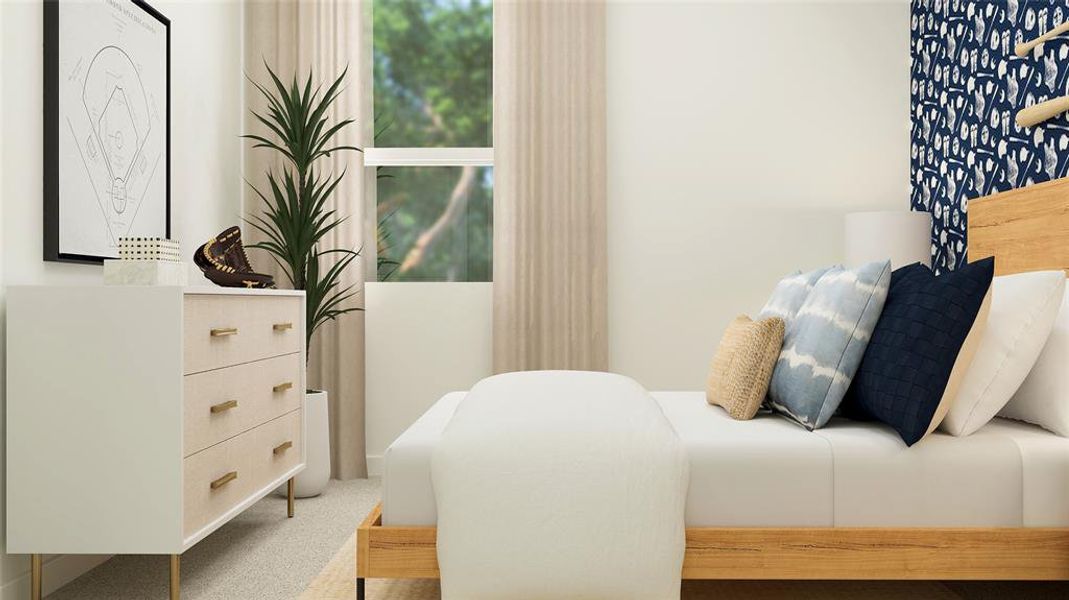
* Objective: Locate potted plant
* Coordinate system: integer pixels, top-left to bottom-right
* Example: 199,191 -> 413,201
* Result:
243,65 -> 362,497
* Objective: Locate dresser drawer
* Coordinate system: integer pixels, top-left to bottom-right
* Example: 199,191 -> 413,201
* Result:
183,410 -> 302,538
183,294 -> 302,374
252,409 -> 304,496
183,353 -> 302,456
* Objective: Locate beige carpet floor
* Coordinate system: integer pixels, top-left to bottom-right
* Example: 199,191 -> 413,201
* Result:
304,530 -> 1069,600
48,479 -> 382,599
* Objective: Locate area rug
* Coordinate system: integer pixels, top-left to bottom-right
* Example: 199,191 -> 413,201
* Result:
302,532 -> 962,600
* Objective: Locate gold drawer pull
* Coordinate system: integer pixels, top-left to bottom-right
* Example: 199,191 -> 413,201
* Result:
273,440 -> 293,455
210,327 -> 238,337
209,400 -> 238,414
273,322 -> 293,331
210,471 -> 238,490
273,381 -> 294,393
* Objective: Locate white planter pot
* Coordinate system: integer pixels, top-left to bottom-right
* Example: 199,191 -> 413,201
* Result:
296,390 -> 332,497
279,390 -> 331,498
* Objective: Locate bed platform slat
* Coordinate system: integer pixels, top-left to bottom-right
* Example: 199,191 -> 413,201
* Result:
358,503 -> 1069,581
682,527 -> 1069,580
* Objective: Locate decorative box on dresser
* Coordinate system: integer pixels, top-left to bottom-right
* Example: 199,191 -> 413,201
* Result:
5,287 -> 306,600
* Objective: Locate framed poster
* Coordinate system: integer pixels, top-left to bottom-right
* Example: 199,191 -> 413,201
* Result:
44,0 -> 170,264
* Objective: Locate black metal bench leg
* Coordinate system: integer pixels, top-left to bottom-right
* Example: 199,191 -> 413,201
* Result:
356,577 -> 365,600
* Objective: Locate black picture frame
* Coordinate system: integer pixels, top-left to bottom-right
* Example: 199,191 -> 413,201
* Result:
43,0 -> 171,264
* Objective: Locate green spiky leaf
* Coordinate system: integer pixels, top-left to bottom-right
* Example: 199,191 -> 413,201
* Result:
244,65 -> 362,352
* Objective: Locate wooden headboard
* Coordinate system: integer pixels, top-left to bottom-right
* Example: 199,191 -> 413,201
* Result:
968,177 -> 1069,276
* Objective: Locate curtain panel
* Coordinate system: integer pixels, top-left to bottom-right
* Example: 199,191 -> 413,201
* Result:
244,0 -> 370,479
492,0 -> 609,373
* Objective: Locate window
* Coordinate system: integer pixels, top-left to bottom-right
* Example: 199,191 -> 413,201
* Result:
369,0 -> 493,282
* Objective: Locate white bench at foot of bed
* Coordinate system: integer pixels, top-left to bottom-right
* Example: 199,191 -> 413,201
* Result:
431,372 -> 689,600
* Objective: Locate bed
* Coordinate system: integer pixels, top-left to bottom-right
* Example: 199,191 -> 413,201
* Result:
380,391 -> 1069,530
357,177 -> 1069,594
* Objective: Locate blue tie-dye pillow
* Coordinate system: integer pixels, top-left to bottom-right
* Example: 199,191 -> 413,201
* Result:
759,266 -> 835,324
766,261 -> 891,430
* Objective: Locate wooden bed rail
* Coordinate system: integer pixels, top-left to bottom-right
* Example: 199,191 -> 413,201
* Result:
357,503 -> 1069,582
358,503 -> 439,579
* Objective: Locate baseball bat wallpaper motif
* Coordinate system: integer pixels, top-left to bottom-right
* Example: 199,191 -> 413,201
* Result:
911,0 -> 1069,273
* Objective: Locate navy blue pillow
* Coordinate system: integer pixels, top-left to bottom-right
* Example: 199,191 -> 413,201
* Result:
840,258 -> 994,446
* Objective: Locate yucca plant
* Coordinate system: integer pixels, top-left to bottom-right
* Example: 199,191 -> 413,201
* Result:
243,65 -> 362,351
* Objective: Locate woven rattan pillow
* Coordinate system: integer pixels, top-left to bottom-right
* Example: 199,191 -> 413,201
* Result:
706,315 -> 786,420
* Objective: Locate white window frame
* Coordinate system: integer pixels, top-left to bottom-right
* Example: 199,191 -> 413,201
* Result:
364,147 -> 493,167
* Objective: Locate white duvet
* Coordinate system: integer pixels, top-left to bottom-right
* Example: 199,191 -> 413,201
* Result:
431,371 -> 690,600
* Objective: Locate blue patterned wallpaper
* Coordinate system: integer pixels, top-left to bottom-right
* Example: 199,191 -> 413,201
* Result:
911,0 -> 1069,272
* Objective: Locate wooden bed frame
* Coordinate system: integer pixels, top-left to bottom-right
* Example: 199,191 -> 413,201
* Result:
968,177 -> 1069,276
356,177 -> 1069,597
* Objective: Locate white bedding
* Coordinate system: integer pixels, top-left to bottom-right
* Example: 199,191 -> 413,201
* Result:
431,371 -> 689,600
384,390 -> 1069,528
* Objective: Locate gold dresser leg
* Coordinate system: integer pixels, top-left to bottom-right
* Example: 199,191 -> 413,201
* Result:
30,554 -> 42,600
170,554 -> 180,600
287,477 -> 295,518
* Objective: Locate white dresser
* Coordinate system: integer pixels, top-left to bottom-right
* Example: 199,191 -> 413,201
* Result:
5,287 -> 306,599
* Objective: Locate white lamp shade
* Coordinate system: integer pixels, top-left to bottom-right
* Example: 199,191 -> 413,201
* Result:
845,211 -> 932,269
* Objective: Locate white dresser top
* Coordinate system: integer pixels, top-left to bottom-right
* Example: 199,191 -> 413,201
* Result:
184,286 -> 305,297
9,285 -> 304,297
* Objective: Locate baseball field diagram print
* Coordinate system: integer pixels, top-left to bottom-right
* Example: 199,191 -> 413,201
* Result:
45,0 -> 170,263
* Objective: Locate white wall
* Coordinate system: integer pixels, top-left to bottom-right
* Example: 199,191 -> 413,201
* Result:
0,0 -> 245,596
364,283 -> 492,474
607,0 -> 911,389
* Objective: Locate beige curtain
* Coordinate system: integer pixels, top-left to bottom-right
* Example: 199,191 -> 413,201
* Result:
244,0 -> 370,479
492,0 -> 608,373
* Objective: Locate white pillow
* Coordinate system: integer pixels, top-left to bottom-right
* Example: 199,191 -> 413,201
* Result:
941,271 -> 1065,436
998,279 -> 1069,436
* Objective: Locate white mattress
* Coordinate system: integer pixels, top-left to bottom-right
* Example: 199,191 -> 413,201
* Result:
381,391 -> 1069,527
